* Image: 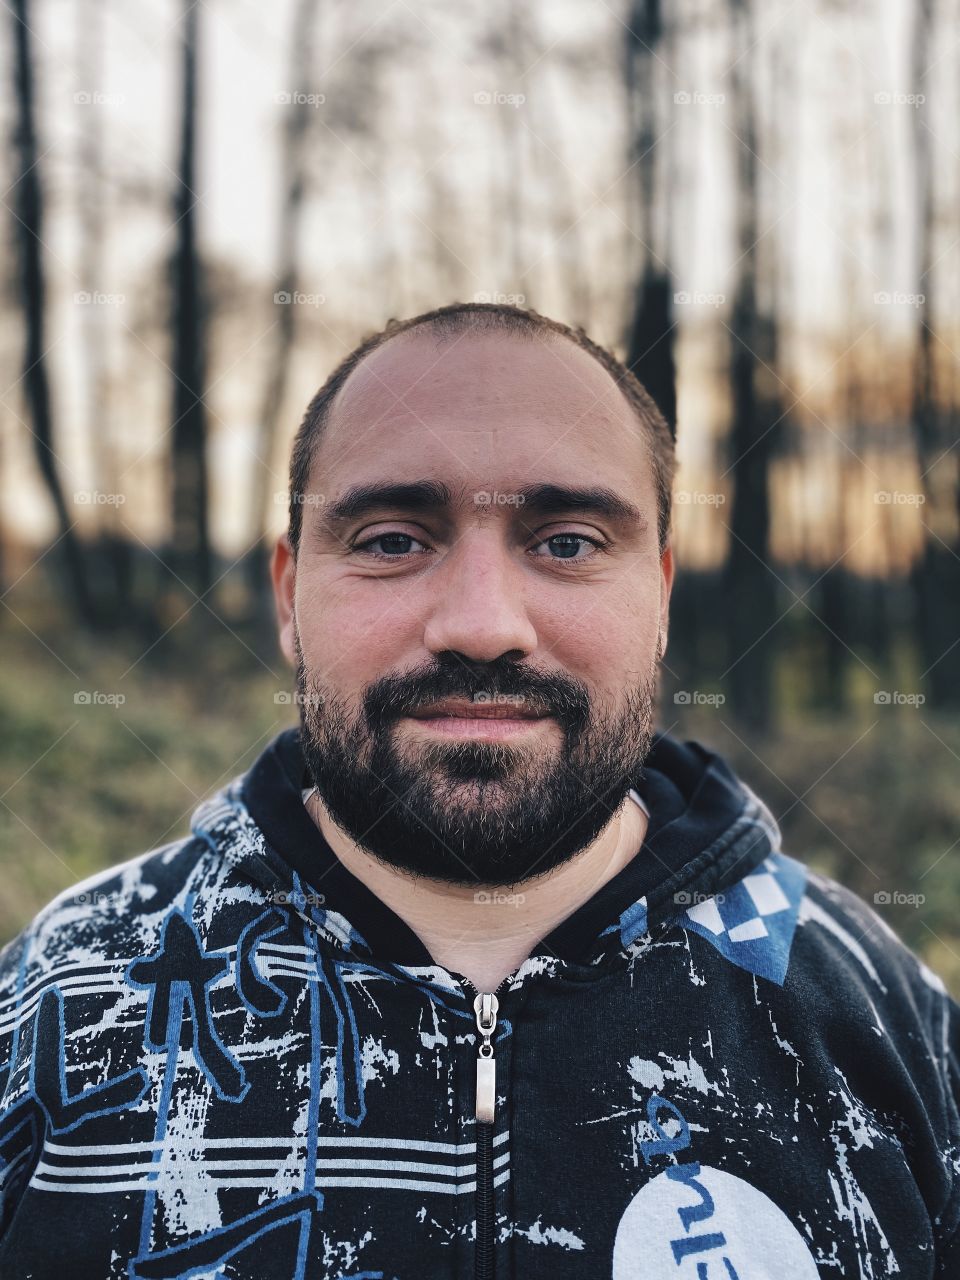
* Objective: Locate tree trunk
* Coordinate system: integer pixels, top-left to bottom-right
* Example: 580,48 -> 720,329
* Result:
722,0 -> 782,729
76,0 -> 132,621
909,0 -> 960,707
168,0 -> 211,597
622,0 -> 676,434
245,0 -> 320,612
11,0 -> 95,624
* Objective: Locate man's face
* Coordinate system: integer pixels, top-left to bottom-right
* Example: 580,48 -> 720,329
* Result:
272,329 -> 674,887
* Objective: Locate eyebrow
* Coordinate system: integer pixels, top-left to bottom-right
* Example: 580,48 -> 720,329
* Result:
312,480 -> 647,534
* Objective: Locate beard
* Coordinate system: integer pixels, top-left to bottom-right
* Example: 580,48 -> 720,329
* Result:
294,628 -> 661,887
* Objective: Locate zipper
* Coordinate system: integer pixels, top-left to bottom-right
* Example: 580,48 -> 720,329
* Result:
460,975 -> 510,1280
284,893 -> 512,1275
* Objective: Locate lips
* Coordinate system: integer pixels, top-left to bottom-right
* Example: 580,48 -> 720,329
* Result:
408,699 -> 549,721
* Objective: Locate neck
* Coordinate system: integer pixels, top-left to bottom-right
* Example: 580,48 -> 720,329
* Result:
303,788 -> 649,993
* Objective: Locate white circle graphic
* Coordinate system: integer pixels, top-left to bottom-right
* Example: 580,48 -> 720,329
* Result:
612,1165 -> 821,1279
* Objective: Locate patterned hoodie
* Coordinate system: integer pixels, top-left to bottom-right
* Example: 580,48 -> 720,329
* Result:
0,726 -> 957,1279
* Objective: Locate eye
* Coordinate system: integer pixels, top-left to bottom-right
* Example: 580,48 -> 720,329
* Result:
351,532 -> 430,560
530,533 -> 607,561
350,529 -> 608,564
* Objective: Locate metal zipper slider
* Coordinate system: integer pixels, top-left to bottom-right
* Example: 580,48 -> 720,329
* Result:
473,992 -> 499,1124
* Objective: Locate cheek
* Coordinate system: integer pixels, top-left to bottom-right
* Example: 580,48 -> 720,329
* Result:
296,573 -> 422,691
536,581 -> 661,688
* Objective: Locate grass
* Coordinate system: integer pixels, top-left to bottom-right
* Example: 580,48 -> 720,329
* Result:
0,604 -> 291,942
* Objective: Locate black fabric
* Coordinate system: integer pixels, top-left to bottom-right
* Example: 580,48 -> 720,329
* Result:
0,728 -> 957,1277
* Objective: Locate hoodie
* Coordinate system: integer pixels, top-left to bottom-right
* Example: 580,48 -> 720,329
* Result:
0,726 -> 957,1279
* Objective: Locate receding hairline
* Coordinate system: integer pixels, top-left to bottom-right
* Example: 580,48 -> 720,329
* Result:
320,315 -> 652,450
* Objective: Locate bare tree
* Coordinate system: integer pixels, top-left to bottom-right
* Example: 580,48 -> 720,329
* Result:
622,0 -> 676,432
75,0 -> 132,618
10,0 -> 95,623
168,0 -> 211,596
245,0 -> 321,610
721,0 -> 784,728
520,11 -> 593,324
909,0 -> 960,706
480,1 -> 531,301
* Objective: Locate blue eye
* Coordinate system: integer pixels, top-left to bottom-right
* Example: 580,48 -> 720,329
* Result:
351,531 -> 606,563
353,533 -> 428,559
532,534 -> 603,560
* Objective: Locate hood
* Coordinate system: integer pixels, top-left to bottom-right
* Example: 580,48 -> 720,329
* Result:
190,727 -> 784,982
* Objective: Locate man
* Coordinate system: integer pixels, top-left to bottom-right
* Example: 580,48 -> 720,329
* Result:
0,302 -> 956,1279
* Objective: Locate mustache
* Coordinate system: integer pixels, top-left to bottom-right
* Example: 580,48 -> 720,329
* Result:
360,657 -> 592,736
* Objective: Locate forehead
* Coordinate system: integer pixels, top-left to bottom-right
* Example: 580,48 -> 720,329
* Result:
313,327 -> 652,497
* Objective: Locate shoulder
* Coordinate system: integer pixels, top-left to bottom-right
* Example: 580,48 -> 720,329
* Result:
790,866 -> 960,1158
0,832 -> 211,999
793,867 -> 960,1249
794,866 -> 953,1018
0,833 -> 216,1240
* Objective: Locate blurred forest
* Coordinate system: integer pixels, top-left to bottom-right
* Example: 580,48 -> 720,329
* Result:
1,0 -> 958,990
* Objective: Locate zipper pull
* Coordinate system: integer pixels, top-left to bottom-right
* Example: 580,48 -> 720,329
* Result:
473,992 -> 499,1124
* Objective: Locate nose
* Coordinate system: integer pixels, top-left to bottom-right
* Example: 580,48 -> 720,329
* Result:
421,532 -> 538,662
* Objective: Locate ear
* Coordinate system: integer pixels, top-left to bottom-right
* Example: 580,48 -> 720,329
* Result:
658,541 -> 675,660
271,533 -> 297,667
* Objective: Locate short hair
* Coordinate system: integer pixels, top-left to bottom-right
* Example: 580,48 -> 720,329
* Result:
287,301 -> 676,554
